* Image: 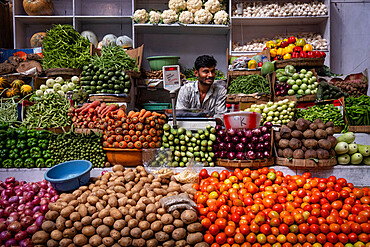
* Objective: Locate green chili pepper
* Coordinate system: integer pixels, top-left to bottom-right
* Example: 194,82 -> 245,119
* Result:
14,158 -> 23,168
2,159 -> 13,168
24,158 -> 35,168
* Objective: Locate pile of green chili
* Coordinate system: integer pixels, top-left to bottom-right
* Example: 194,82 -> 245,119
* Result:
42,24 -> 91,69
228,74 -> 270,95
0,95 -> 19,125
345,95 -> 370,126
22,93 -> 71,129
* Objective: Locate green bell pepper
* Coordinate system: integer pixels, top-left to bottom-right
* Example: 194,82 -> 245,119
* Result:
20,150 -> 30,159
43,150 -> 52,159
16,140 -> 27,150
0,150 -> 8,159
2,159 -> 13,168
36,130 -> 50,139
27,138 -> 38,148
0,122 -> 9,130
35,158 -> 45,168
38,139 -> 49,150
30,147 -> 41,158
27,130 -> 36,138
45,159 -> 55,168
24,158 -> 35,168
14,158 -> 23,168
6,139 -> 17,149
0,130 -> 7,139
15,127 -> 28,139
6,129 -> 15,138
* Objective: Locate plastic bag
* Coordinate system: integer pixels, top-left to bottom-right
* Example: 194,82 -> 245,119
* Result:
160,194 -> 197,212
174,158 -> 204,184
143,148 -> 172,173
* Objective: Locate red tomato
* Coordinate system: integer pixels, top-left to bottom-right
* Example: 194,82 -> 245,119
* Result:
298,223 -> 310,235
209,224 -> 220,235
204,233 -> 215,244
215,232 -> 227,245
327,232 -> 338,243
215,218 -> 227,230
239,224 -> 250,235
234,233 -> 245,244
225,225 -> 236,237
348,232 -> 358,243
317,233 -> 327,244
200,169 -> 209,179
279,224 -> 289,235
337,233 -> 348,244
207,212 -> 217,223
260,224 -> 271,235
202,218 -> 212,229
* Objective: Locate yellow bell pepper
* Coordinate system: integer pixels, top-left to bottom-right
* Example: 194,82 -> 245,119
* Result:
303,44 -> 313,52
270,49 -> 277,58
266,41 -> 274,49
283,53 -> 292,60
275,39 -> 282,47
285,46 -> 293,54
283,38 -> 289,43
248,60 -> 257,69
288,43 -> 296,49
277,48 -> 284,56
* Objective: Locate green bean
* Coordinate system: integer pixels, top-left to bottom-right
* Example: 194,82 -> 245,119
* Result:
228,74 -> 270,95
0,92 -> 19,124
344,95 -> 370,126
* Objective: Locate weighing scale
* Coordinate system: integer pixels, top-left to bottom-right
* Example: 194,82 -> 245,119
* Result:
162,65 -> 217,131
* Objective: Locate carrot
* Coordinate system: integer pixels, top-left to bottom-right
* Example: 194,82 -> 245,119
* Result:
149,142 -> 156,148
117,109 -> 125,119
113,142 -> 119,148
98,104 -> 107,114
134,141 -> 142,149
139,109 -> 146,118
102,104 -> 118,117
97,102 -> 107,114
80,100 -> 101,114
152,112 -> 161,117
142,142 -> 149,149
142,111 -> 152,119
75,103 -> 90,113
119,141 -> 127,149
127,111 -> 135,118
132,112 -> 140,118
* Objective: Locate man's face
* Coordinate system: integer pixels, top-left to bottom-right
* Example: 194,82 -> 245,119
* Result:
194,66 -> 216,86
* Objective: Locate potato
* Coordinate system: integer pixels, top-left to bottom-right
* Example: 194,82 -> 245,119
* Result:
173,219 -> 184,228
42,221 -> 56,232
327,136 -> 337,148
113,219 -> 126,231
291,130 -> 303,139
157,208 -> 166,215
60,238 -> 73,247
68,199 -> 79,207
56,216 -> 66,231
151,220 -> 163,232
89,235 -> 102,247
318,139 -> 332,150
153,188 -> 167,195
138,221 -> 150,231
274,131 -> 281,142
317,148 -> 330,159
142,229 -> 154,239
120,226 -> 130,237
81,216 -> 92,226
125,215 -> 132,222
163,240 -> 175,247
147,213 -> 157,223
102,237 -> 114,246
187,232 -> 203,245
303,129 -> 315,139
114,185 -> 126,194
63,227 -> 77,238
296,118 -> 310,131
283,148 -> 293,158
305,149 -> 318,159
181,210 -> 197,224
132,238 -> 146,247
48,202 -> 63,212
60,194 -> 76,203
289,138 -> 302,150
73,234 -> 88,246
80,226 -> 95,237
175,240 -> 187,247
108,196 -> 118,207
99,208 -> 110,219
315,129 -> 327,139
110,229 -> 121,240
278,139 -> 289,149
70,212 -> 81,222
130,227 -> 142,238
60,206 -> 75,218
187,223 -> 202,233
163,224 -> 175,234
128,218 -> 138,228
325,121 -> 334,128
91,218 -> 102,228
118,237 -> 133,247
87,196 -> 99,205
326,127 -> 334,136
146,239 -> 158,247
88,206 -> 97,215
195,242 -> 210,247
171,210 -> 180,219
112,164 -> 124,172
172,228 -> 186,240
318,123 -> 326,130
125,172 -> 135,182
110,208 -> 123,220
45,211 -> 59,221
287,121 -> 296,129
309,123 -> 318,131
155,231 -> 170,242
47,239 -> 58,247
73,221 -> 83,231
280,125 -> 291,139
136,210 -> 145,221
50,230 -> 63,241
161,214 -> 174,225
304,139 -> 318,149
96,225 -> 110,237
293,149 -> 305,159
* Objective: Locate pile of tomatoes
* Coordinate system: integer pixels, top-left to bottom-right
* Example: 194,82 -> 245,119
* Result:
193,167 -> 370,247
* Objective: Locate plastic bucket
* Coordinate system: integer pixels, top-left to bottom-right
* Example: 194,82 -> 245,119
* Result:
223,111 -> 263,129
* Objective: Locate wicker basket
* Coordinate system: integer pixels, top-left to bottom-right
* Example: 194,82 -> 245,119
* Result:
275,58 -> 325,69
275,157 -> 337,168
89,94 -> 131,103
217,158 -> 274,168
348,126 -> 370,133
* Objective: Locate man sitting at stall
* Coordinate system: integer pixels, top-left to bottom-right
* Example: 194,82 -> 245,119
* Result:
176,55 -> 227,118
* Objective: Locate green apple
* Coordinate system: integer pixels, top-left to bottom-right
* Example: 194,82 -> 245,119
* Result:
302,78 -> 308,84
306,71 -> 313,77
288,89 -> 295,95
300,69 -> 307,74
299,73 -> 305,79
300,84 -> 308,90
292,73 -> 300,80
295,79 -> 302,86
305,89 -> 311,95
297,89 -> 304,95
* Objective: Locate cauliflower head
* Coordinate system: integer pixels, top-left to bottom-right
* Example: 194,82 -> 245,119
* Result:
194,9 -> 213,24
186,0 -> 202,13
149,11 -> 162,24
179,11 -> 194,24
204,0 -> 221,14
168,0 -> 186,13
213,10 -> 228,24
161,9 -> 178,24
133,9 -> 149,23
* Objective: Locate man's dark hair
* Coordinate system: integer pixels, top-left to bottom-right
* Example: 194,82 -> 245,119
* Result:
194,55 -> 217,71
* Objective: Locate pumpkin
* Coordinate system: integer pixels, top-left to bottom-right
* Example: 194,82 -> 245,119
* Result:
6,88 -> 20,98
23,0 -> 54,16
20,85 -> 33,96
11,79 -> 25,89
0,77 -> 10,88
30,32 -> 47,47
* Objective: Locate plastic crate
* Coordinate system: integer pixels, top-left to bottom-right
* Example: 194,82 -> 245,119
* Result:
142,103 -> 171,111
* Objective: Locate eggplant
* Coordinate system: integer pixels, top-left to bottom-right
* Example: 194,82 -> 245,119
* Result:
235,143 -> 245,152
246,151 -> 256,160
236,152 -> 246,160
226,143 -> 235,152
227,152 -> 236,160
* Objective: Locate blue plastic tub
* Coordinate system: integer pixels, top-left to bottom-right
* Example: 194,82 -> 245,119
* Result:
44,160 -> 93,192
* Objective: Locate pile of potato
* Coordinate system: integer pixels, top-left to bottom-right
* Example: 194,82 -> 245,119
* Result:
275,118 -> 337,160
32,165 -> 208,247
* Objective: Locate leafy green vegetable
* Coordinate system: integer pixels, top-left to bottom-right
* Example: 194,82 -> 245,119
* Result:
42,24 -> 91,69
91,45 -> 138,71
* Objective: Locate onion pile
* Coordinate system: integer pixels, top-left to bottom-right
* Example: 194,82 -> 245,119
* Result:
213,122 -> 273,160
0,177 -> 58,246
275,82 -> 292,96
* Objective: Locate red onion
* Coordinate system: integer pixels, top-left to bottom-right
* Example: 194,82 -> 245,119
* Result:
0,221 -> 6,232
5,178 -> 15,185
14,231 -> 27,241
6,215 -> 18,225
5,238 -> 17,247
8,196 -> 18,204
0,209 -> 3,218
7,221 -> 21,232
3,190 -> 12,198
251,136 -> 258,144
247,150 -> 256,160
40,204 -> 48,214
244,129 -> 253,138
48,189 -> 57,197
24,209 -> 32,217
226,143 -> 235,152
20,216 -> 32,229
50,195 -> 59,203
35,216 -> 45,227
26,225 -> 38,235
227,152 -> 236,160
24,192 -> 34,201
252,128 -> 261,137
18,198 -> 26,205
256,152 -> 264,159
264,121 -> 273,129
227,128 -> 236,137
264,150 -> 271,158
219,151 -> 227,159
32,206 -> 40,213
32,197 -> 40,206
236,152 -> 246,160
0,230 -> 11,241
235,143 -> 245,152
231,136 -> 239,143
260,126 -> 268,134
33,212 -> 43,220
19,238 -> 31,247
4,207 -> 13,217
39,181 -> 48,189
40,198 -> 49,205
215,125 -> 223,131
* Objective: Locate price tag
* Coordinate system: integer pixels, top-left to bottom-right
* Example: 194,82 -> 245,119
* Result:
163,65 -> 181,92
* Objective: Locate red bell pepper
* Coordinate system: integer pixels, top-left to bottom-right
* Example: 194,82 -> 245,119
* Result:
320,51 -> 326,58
307,51 -> 314,58
280,41 -> 288,48
288,36 -> 296,44
294,46 -> 303,52
314,51 -> 321,58
292,52 -> 300,58
299,51 -> 307,58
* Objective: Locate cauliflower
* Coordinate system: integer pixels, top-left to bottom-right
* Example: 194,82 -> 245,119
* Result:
194,9 -> 213,24
179,11 -> 194,24
186,0 -> 202,13
168,0 -> 186,13
213,10 -> 228,24
161,9 -> 178,24
204,0 -> 221,14
149,11 -> 162,24
133,9 -> 149,23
